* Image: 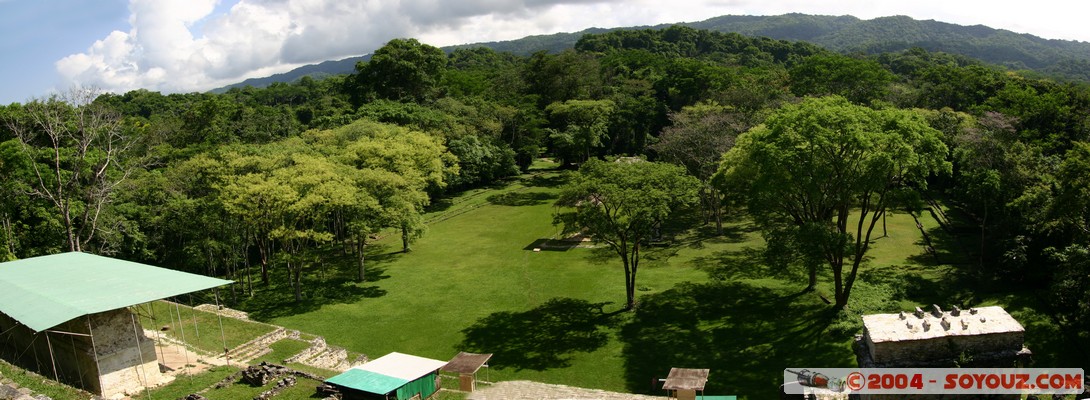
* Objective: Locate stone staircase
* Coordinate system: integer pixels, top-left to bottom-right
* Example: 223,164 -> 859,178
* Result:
284,336 -> 366,372
192,304 -> 363,373
229,327 -> 289,363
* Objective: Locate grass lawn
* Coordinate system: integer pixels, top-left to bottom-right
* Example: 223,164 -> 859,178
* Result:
0,358 -> 92,399
134,300 -> 278,355
226,167 -> 1089,399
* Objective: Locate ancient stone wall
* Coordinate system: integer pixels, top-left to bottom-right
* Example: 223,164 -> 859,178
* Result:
0,308 -> 162,399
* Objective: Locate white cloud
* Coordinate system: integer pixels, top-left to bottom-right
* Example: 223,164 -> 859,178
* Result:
55,0 -> 1090,96
55,0 -> 641,95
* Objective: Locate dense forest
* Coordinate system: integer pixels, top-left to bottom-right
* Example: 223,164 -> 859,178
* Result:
2,26 -> 1090,333
220,13 -> 1090,92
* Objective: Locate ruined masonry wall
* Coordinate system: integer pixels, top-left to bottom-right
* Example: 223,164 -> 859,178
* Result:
86,309 -> 163,399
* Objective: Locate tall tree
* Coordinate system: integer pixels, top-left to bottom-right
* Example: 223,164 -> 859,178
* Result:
651,103 -> 749,234
716,96 -> 950,308
789,54 -> 894,105
557,158 -> 698,310
546,99 -> 615,164
2,88 -> 140,253
352,38 -> 448,104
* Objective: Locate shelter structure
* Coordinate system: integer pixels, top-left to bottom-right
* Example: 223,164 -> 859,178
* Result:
0,252 -> 231,398
325,352 -> 446,400
440,351 -> 492,392
662,367 -> 710,400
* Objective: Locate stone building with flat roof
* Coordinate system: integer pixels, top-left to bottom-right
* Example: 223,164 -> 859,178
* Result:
855,305 -> 1031,368
853,305 -> 1031,400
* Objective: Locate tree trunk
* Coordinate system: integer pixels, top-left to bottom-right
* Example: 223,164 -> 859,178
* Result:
622,256 -> 635,311
293,264 -> 303,302
806,263 -> 817,291
979,204 -> 988,269
622,239 -> 641,311
712,189 -> 724,235
258,239 -> 270,285
356,234 -> 368,282
401,223 -> 411,252
244,245 -> 254,297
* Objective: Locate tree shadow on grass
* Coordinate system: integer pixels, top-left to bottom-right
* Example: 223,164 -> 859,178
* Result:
689,246 -> 808,283
523,238 -> 579,251
243,277 -> 388,321
488,191 -> 558,206
523,173 -> 569,188
459,297 -> 617,371
620,282 -> 850,397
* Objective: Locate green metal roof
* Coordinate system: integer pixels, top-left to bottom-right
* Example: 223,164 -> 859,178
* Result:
325,368 -> 409,395
0,252 -> 232,332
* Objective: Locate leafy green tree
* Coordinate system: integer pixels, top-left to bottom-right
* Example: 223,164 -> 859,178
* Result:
716,96 -> 950,307
524,50 -> 604,107
546,99 -> 615,164
309,119 -> 456,252
1052,142 -> 1090,238
557,158 -> 699,310
651,103 -> 749,234
2,88 -> 142,253
352,38 -> 448,103
1048,245 -> 1090,332
446,135 -> 518,189
789,54 -> 894,104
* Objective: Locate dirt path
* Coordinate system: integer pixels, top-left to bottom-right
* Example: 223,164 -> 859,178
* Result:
467,381 -> 668,400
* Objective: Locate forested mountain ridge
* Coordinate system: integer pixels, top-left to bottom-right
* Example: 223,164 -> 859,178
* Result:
214,13 -> 1090,92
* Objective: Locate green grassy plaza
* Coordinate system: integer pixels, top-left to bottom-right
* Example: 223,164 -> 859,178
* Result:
217,164 -> 1088,398
7,164 -> 1083,400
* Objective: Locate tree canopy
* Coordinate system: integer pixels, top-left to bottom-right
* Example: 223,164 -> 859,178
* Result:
716,96 -> 950,308
557,158 -> 698,310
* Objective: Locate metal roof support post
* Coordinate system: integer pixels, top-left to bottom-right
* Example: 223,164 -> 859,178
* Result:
44,331 -> 59,382
167,300 -> 177,334
69,334 -> 86,390
173,302 -> 190,366
30,333 -> 41,374
147,303 -> 166,368
86,316 -> 102,394
214,289 -> 229,367
189,294 -> 200,341
130,312 -> 152,400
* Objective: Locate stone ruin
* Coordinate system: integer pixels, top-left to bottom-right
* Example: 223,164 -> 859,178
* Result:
243,362 -> 294,386
854,305 -> 1031,368
852,305 -> 1033,400
186,362 -> 326,400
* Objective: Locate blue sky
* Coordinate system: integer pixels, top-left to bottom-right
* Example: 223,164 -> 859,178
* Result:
2,0 -> 1088,105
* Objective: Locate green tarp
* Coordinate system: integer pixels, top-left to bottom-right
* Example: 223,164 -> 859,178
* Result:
395,371 -> 437,400
326,369 -> 437,400
326,368 -> 409,395
325,352 -> 445,400
0,252 -> 232,332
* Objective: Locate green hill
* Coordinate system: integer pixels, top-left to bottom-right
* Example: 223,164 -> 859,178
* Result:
212,13 -> 1090,92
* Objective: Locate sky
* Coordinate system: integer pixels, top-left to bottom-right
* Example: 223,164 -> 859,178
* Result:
1,0 -> 1088,105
